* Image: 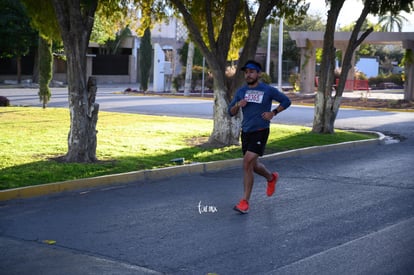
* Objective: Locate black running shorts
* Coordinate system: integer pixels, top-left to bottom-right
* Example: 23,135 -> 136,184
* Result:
241,128 -> 270,156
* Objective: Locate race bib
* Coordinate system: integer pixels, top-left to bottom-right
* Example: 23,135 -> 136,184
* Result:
245,90 -> 264,104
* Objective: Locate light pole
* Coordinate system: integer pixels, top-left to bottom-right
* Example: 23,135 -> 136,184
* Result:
278,17 -> 284,91
201,57 -> 205,97
266,24 -> 271,75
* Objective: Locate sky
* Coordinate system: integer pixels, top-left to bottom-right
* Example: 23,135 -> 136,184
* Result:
307,0 -> 414,31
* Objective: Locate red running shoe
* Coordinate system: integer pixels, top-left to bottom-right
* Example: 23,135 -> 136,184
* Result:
266,172 -> 279,197
233,199 -> 249,214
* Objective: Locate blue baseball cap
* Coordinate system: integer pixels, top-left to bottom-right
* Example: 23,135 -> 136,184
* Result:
241,60 -> 262,72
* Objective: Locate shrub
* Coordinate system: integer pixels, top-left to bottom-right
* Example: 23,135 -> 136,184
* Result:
191,65 -> 204,91
368,74 -> 404,87
140,27 -> 152,92
205,72 -> 214,90
387,74 -> 404,86
289,73 -> 300,92
177,66 -> 209,92
0,96 -> 10,107
172,75 -> 183,92
260,72 -> 272,84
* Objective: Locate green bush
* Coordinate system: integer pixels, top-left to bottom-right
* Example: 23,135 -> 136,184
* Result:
368,74 -> 404,86
173,66 -> 207,92
205,73 -> 214,90
289,73 -> 300,92
260,72 -> 272,84
387,74 -> 404,85
140,28 -> 152,92
172,75 -> 183,92
0,96 -> 10,106
191,65 -> 204,90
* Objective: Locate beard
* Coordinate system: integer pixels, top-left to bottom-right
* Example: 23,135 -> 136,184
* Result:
246,77 -> 258,86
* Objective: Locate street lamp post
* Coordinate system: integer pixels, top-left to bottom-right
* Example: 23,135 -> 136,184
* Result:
278,18 -> 284,91
266,24 -> 271,75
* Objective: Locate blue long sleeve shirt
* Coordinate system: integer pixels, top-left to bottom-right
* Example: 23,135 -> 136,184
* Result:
228,82 -> 291,132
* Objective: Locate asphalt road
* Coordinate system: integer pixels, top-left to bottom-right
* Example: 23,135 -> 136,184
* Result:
1,85 -> 412,131
1,86 -> 413,274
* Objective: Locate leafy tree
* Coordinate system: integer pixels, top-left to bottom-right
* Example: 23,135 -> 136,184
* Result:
50,0 -> 101,162
14,0 -> 308,161
376,45 -> 405,74
340,20 -> 406,74
337,19 -> 379,65
114,27 -> 133,54
378,11 -> 409,32
20,0 -> 136,162
0,0 -> 37,83
21,0 -> 61,107
140,27 -> 152,92
138,0 -> 308,145
90,8 -> 124,45
314,0 -> 414,134
100,26 -> 132,55
286,14 -> 326,64
22,0 -> 101,162
179,42 -> 204,67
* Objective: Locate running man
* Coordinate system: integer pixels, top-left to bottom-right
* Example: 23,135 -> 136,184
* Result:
228,60 -> 291,214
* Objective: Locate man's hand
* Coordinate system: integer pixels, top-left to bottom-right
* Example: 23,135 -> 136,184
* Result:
230,99 -> 247,116
261,111 -> 274,121
237,99 -> 247,108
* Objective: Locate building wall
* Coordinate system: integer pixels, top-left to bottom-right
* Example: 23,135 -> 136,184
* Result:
355,57 -> 379,78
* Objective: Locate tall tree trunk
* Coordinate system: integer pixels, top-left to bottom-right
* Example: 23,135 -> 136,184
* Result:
171,0 -> 277,145
404,49 -> 414,101
16,56 -> 22,84
184,41 -> 194,96
52,0 -> 98,163
404,62 -> 414,101
208,73 -> 241,145
209,1 -> 275,145
313,0 -> 373,133
64,42 -> 99,162
312,0 -> 344,134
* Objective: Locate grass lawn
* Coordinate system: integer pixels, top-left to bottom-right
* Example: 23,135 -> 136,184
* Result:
0,107 -> 373,190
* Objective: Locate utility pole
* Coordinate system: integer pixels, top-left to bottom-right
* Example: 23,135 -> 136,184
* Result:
266,24 -> 271,75
278,18 -> 284,91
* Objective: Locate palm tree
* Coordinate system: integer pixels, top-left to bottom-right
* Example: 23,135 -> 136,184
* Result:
378,12 -> 409,32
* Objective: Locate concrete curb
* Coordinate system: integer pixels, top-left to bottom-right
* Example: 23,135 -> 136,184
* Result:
0,131 -> 384,201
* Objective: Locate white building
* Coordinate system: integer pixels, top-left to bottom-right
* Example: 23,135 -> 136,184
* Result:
355,57 -> 379,78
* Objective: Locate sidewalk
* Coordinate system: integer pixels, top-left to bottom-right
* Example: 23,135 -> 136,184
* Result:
342,89 -> 404,100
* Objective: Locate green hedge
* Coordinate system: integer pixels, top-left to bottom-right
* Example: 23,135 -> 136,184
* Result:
368,74 -> 404,86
